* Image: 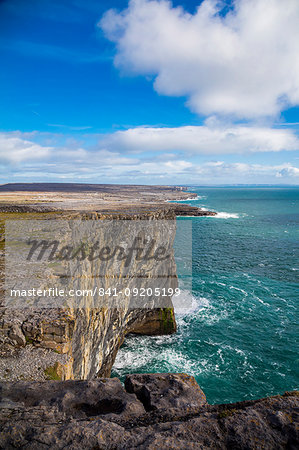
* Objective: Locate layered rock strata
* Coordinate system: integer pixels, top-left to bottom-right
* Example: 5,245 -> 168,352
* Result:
1,209 -> 178,381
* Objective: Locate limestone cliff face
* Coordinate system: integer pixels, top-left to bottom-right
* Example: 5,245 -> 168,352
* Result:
0,210 -> 177,381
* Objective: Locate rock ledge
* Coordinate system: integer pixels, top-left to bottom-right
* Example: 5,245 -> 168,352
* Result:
0,373 -> 298,449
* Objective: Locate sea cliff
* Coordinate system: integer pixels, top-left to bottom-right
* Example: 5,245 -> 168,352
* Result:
0,184 -> 206,381
1,210 -> 178,381
0,184 -> 297,449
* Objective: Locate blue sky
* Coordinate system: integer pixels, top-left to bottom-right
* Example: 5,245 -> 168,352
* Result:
1,0 -> 299,184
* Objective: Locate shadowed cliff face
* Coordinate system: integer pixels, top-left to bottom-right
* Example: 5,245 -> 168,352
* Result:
67,217 -> 178,379
1,210 -> 178,381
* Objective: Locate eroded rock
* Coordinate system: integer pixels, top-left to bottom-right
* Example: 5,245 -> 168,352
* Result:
125,372 -> 207,412
0,375 -> 298,449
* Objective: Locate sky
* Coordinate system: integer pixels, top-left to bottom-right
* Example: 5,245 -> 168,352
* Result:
1,0 -> 299,185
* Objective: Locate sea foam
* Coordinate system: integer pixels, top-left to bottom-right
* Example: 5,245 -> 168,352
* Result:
173,289 -> 210,315
214,212 -> 240,219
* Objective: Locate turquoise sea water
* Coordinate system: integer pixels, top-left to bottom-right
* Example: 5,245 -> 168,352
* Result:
111,187 -> 299,404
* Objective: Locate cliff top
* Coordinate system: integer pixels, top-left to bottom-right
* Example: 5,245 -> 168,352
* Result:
0,183 -> 215,216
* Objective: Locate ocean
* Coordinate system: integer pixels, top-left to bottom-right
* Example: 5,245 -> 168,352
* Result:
111,187 -> 299,404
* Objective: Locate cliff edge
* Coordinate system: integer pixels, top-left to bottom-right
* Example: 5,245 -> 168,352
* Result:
0,373 -> 298,449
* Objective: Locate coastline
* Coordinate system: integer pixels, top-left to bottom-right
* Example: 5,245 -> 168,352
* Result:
0,183 -> 298,448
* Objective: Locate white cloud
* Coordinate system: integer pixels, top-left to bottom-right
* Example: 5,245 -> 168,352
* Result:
0,133 -> 140,166
55,148 -> 140,166
0,133 -> 51,163
277,166 -> 299,177
100,124 -> 299,154
100,0 -> 299,119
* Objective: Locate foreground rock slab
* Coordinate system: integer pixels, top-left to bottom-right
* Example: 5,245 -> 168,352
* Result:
125,372 -> 207,412
0,374 -> 298,449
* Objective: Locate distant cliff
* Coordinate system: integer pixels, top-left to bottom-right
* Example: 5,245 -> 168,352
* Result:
0,182 -> 216,216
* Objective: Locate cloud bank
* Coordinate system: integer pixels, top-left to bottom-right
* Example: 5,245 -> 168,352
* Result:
101,124 -> 299,154
100,0 -> 299,119
1,131 -> 298,184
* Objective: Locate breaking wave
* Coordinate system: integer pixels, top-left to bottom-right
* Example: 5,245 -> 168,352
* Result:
214,212 -> 240,219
